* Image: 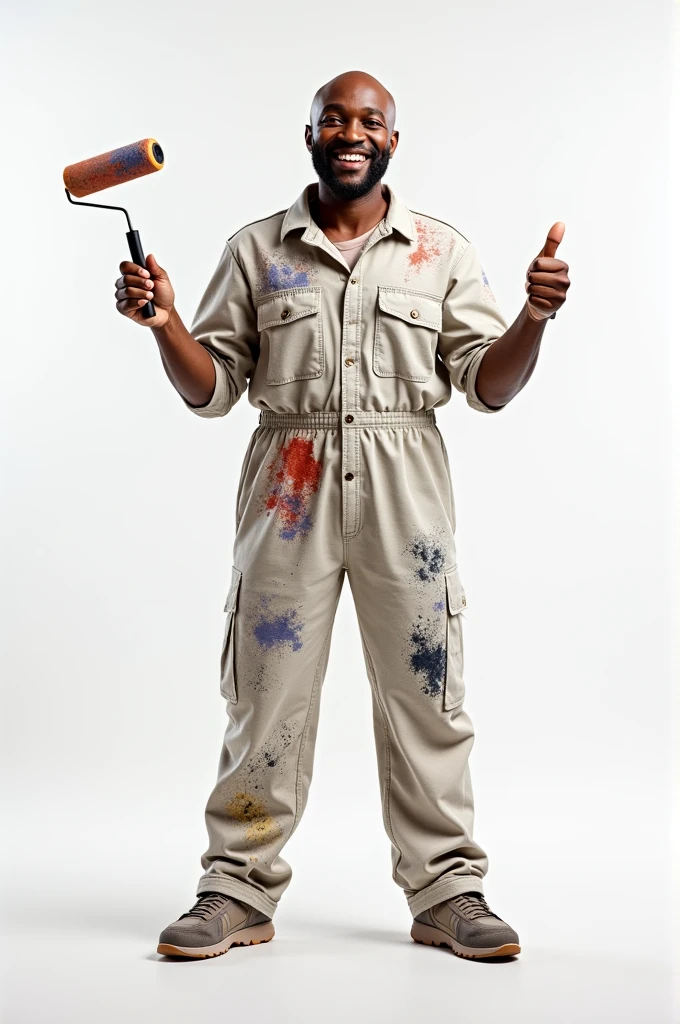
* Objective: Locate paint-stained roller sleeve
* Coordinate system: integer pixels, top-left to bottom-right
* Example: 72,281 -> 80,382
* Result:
63,138 -> 164,197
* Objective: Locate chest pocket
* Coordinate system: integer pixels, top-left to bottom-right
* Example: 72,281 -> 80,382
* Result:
256,287 -> 324,385
373,286 -> 443,382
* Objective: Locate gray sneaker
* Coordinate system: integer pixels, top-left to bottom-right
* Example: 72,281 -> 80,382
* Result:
411,891 -> 521,959
157,892 -> 274,958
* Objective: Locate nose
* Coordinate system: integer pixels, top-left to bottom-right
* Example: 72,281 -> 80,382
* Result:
339,118 -> 366,144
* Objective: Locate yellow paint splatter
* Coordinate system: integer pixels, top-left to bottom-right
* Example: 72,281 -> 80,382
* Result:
225,792 -> 282,845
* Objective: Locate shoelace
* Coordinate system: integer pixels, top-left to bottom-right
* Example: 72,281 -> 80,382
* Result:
451,892 -> 499,921
180,892 -> 230,921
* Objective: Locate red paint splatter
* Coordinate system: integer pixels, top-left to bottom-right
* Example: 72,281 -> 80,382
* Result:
405,218 -> 457,281
408,219 -> 443,270
259,438 -> 323,539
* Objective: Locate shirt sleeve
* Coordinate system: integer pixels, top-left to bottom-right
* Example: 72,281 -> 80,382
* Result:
181,241 -> 259,418
437,240 -> 509,413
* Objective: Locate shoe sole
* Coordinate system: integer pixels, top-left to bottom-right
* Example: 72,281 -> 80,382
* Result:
411,921 -> 520,960
157,922 -> 275,959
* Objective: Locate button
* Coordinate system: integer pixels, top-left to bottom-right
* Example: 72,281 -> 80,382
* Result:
280,309 -> 290,319
345,414 -> 354,423
462,597 -> 467,605
344,472 -> 354,481
344,358 -> 354,366
350,278 -> 358,285
410,309 -> 419,319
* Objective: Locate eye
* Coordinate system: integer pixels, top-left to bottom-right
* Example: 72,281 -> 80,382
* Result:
365,120 -> 383,128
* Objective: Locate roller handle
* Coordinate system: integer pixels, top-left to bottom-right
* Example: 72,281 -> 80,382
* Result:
126,229 -> 156,320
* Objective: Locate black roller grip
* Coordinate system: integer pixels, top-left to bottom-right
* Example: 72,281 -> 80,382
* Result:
126,228 -> 156,319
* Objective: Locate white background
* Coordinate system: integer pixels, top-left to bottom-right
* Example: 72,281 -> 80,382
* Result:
1,1 -> 676,1021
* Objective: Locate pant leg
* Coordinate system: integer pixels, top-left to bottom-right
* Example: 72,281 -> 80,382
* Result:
346,416 -> 488,919
196,422 -> 344,918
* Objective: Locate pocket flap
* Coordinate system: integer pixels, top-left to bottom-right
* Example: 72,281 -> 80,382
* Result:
256,288 -> 321,330
377,287 -> 443,330
445,566 -> 467,615
224,565 -> 243,613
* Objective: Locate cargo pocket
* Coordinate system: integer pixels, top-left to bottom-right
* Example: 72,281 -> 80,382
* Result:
219,566 -> 242,703
443,565 -> 467,711
373,286 -> 442,382
256,287 -> 324,385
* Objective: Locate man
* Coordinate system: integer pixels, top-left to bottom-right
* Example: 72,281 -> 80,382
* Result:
115,71 -> 570,961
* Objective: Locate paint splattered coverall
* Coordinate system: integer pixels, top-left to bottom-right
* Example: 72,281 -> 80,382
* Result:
181,183 -> 508,920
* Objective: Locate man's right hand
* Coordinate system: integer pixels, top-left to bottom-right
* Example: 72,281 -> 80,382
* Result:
115,253 -> 175,328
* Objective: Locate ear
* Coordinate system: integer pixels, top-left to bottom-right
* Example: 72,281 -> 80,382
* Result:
389,129 -> 399,157
304,124 -> 313,153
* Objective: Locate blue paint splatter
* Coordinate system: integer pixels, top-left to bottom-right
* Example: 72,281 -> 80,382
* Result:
409,537 -> 446,583
277,495 -> 313,539
255,247 -> 317,296
481,266 -> 498,305
253,608 -> 303,652
433,600 -> 445,612
408,615 -> 445,698
268,265 -> 310,290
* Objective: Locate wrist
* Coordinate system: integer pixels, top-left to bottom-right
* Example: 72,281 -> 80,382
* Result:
155,305 -> 177,330
525,300 -> 556,322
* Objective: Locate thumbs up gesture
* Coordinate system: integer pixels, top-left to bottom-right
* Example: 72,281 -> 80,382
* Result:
525,223 -> 570,321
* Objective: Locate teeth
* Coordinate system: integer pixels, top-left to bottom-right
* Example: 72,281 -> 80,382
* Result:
336,154 -> 367,162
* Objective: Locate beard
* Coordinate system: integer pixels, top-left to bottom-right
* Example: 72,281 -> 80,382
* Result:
311,139 -> 391,200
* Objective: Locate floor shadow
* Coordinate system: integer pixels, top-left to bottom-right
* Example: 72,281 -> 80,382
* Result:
279,918 -> 408,945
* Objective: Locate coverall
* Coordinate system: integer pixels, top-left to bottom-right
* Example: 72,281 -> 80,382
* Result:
182,183 -> 508,920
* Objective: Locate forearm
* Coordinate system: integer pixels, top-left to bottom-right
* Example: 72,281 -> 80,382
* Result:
474,303 -> 549,408
150,306 -> 217,408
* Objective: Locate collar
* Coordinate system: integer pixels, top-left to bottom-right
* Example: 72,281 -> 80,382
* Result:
280,181 -> 415,244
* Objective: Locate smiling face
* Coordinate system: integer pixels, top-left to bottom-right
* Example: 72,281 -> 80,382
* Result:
305,71 -> 399,201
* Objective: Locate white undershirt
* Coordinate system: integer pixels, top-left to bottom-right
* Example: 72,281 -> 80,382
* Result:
325,224 -> 379,271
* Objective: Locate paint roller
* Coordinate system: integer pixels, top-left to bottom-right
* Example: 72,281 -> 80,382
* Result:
63,138 -> 164,319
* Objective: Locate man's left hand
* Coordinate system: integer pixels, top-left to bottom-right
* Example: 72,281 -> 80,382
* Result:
525,223 -> 570,321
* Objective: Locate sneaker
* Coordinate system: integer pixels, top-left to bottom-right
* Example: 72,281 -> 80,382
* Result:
411,891 -> 521,959
157,891 -> 274,958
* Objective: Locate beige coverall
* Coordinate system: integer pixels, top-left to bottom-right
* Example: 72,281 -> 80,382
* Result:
182,183 -> 508,920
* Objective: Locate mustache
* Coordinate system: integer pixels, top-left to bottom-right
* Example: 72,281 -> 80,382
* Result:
327,143 -> 378,158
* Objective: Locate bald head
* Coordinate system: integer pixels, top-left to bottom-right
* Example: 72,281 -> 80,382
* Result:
310,70 -> 396,132
305,70 -> 399,201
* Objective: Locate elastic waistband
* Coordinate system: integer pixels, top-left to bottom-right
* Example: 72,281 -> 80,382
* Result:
258,409 -> 437,429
